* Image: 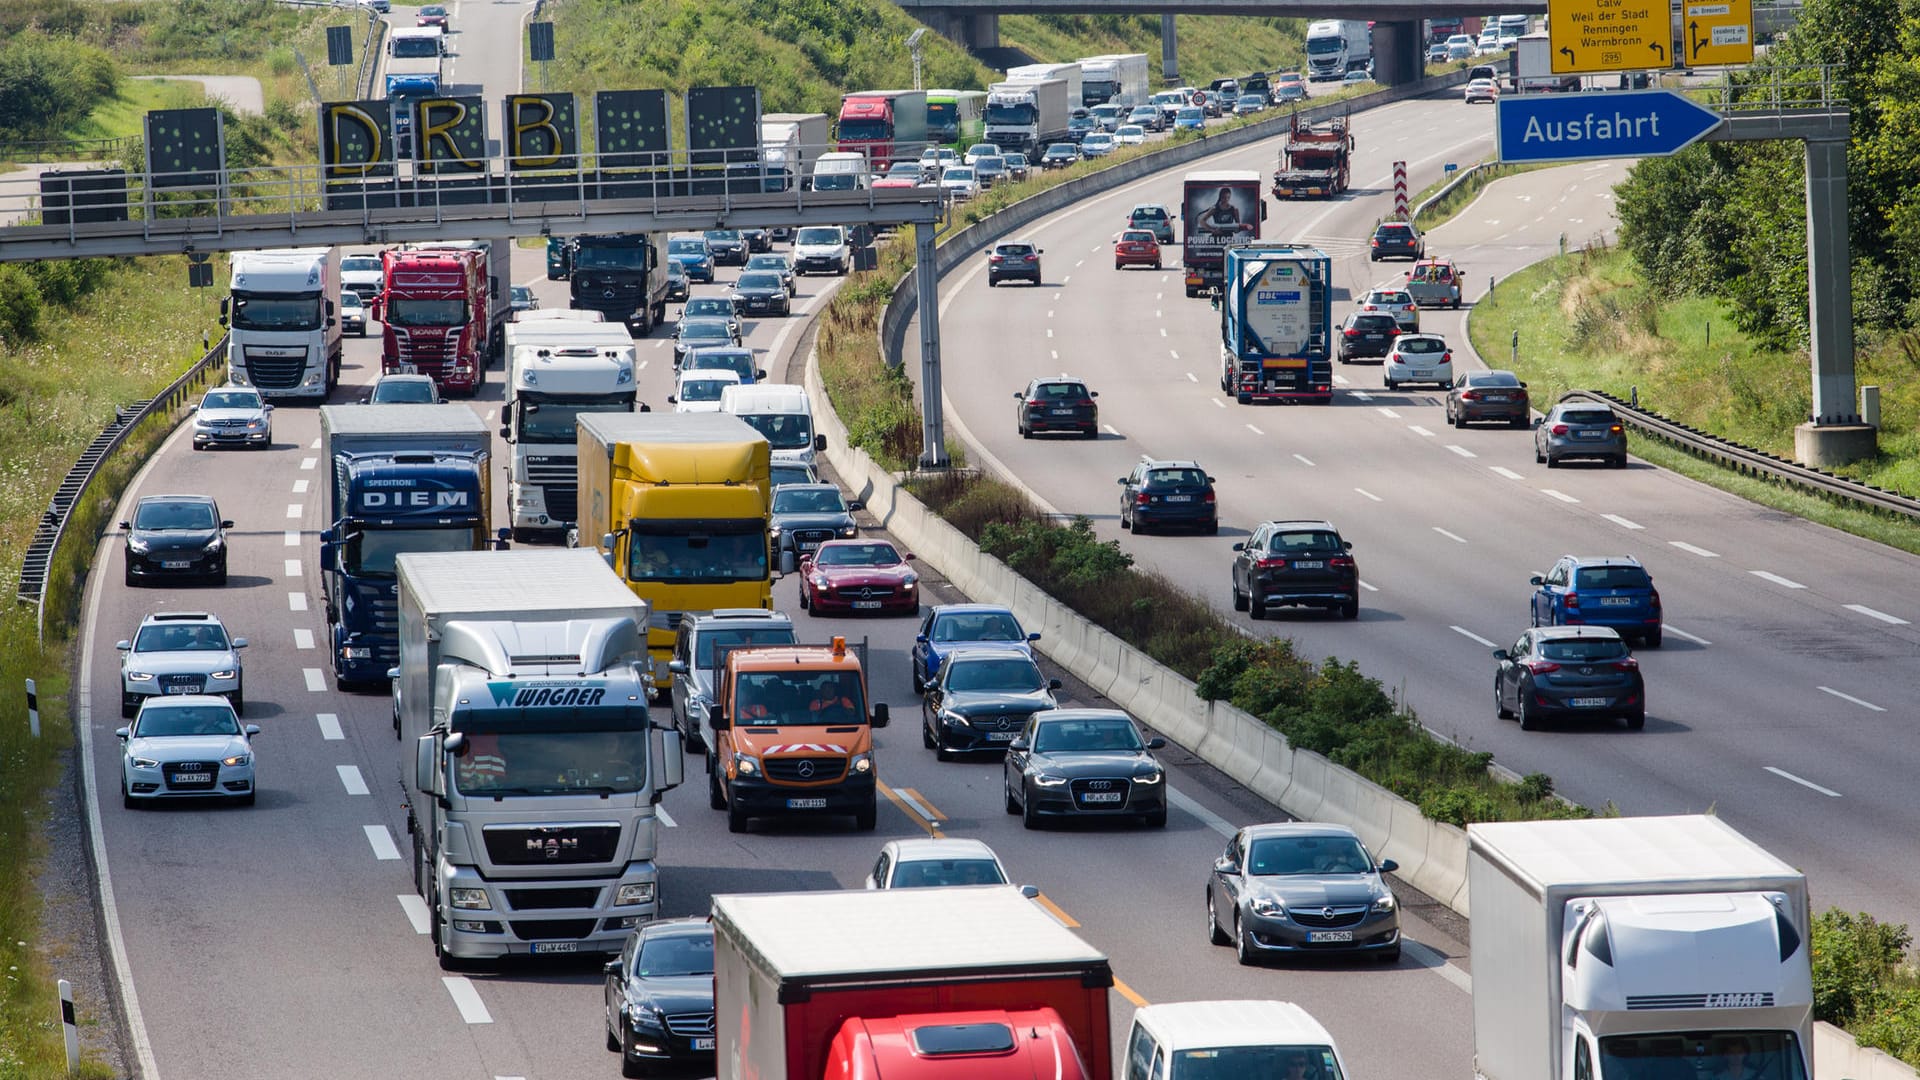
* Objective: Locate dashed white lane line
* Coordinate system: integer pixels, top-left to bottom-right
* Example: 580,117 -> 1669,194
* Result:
1074,259 -> 1084,267
1354,488 -> 1382,502
1102,424 -> 1122,436
293,479 -> 310,495
1047,327 -> 1054,338
1669,541 -> 1719,558
1409,425 -> 1435,437
1245,423 -> 1265,436
1603,513 -> 1644,530
1155,309 -> 1163,318
1489,466 -> 1524,480
1764,766 -> 1843,797
284,529 -> 300,547
304,668 -> 326,692
1433,527 -> 1468,544
1350,390 -> 1373,401
1358,580 -> 1379,592
398,895 -> 430,934
285,503 -> 302,519
1445,444 -> 1477,459
1166,785 -> 1236,838
1292,453 -> 1315,467
1541,488 -> 1579,503
1817,686 -> 1885,713
1405,939 -> 1474,993
1160,327 -> 1168,337
1053,292 -> 1062,300
1333,374 -> 1350,385
443,976 -> 494,1024
1450,625 -> 1497,648
284,559 -> 302,578
293,628 -> 314,650
1845,604 -> 1909,625
1186,372 -> 1197,383
317,713 -> 344,740
894,787 -> 940,825
300,456 -> 316,471
657,805 -> 677,827
337,765 -> 370,796
1210,398 -> 1226,408
1169,349 -> 1179,360
1750,570 -> 1806,590
1051,349 -> 1059,359
310,437 -> 320,449
1047,309 -> 1054,318
1663,626 -> 1712,646
363,824 -> 401,860
1376,406 -> 1400,418
289,592 -> 308,612
1062,275 -> 1071,283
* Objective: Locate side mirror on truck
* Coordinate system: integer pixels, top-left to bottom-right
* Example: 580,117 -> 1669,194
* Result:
415,734 -> 441,796
652,727 -> 685,797
813,434 -> 827,452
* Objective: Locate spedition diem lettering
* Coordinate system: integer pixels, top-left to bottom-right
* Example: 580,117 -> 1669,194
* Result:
1522,110 -> 1662,143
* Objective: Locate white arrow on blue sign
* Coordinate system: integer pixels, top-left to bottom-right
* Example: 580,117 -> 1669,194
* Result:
1496,89 -> 1725,164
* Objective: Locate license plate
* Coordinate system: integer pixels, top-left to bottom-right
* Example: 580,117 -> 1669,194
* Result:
1308,930 -> 1354,943
162,560 -> 192,569
798,541 -> 819,551
170,772 -> 211,784
1412,370 -> 1432,378
1050,408 -> 1075,415
786,797 -> 829,809
1578,430 -> 1604,439
164,685 -> 198,695
693,1038 -> 716,1051
1365,334 -> 1384,340
1570,697 -> 1609,708
1293,560 -> 1324,569
1165,494 -> 1195,503
1600,596 -> 1634,606
987,731 -> 1016,741
1484,394 -> 1509,402
852,600 -> 883,610
1081,792 -> 1123,803
531,942 -> 577,954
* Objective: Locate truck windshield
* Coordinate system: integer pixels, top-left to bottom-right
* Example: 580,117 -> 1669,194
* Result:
927,102 -> 956,129
1599,1031 -> 1806,1080
627,524 -> 768,584
837,119 -> 891,141
385,298 -> 469,327
573,245 -> 648,271
736,412 -> 813,450
1306,36 -> 1344,54
231,292 -> 324,332
516,394 -> 635,443
795,228 -> 843,247
1172,1046 -> 1344,1080
985,103 -> 1036,125
733,670 -> 865,725
811,173 -> 857,191
451,729 -> 649,795
390,36 -> 440,58
346,525 -> 480,576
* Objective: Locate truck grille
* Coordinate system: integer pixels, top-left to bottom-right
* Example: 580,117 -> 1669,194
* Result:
510,919 -> 597,940
541,485 -> 577,523
764,756 -> 845,783
666,1012 -> 716,1037
1627,993 -> 1775,1010
242,347 -> 308,389
524,457 -> 575,485
393,330 -> 453,375
482,824 -> 622,865
1292,907 -> 1367,929
503,886 -> 602,910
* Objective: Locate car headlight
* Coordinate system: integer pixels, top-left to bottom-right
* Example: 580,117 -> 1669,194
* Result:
246,418 -> 268,430
193,416 -> 214,430
124,671 -> 155,683
209,669 -> 237,681
1373,893 -> 1397,913
616,882 -> 656,906
629,1005 -> 666,1030
1033,773 -> 1069,787
126,537 -> 150,554
850,753 -> 872,774
129,756 -> 160,770
943,712 -> 971,728
1250,896 -> 1286,917
735,754 -> 758,776
768,526 -> 782,538
221,752 -> 251,767
810,575 -> 829,588
203,536 -> 224,552
902,578 -> 917,590
448,888 -> 492,910
839,525 -> 857,537
1135,769 -> 1164,785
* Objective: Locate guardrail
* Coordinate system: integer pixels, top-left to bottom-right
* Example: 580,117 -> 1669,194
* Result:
0,137 -> 137,165
16,335 -> 228,641
1412,160 -> 1497,222
356,9 -> 387,100
1560,390 -> 1920,523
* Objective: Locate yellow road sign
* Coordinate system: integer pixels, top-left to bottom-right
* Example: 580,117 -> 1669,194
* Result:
1548,0 -> 1671,74
1682,0 -> 1755,66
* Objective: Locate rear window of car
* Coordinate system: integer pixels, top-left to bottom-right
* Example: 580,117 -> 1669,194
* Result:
1561,409 -> 1616,425
1574,566 -> 1652,589
997,244 -> 1033,256
1132,206 -> 1167,220
1269,530 -> 1341,553
1121,231 -> 1157,243
1352,314 -> 1397,330
1372,291 -> 1412,305
1376,224 -> 1415,238
1034,382 -> 1088,399
1470,371 -> 1521,386
1146,468 -> 1206,487
1538,638 -> 1630,661
1398,337 -> 1447,354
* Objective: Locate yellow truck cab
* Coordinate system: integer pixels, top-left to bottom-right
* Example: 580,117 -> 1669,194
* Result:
708,635 -> 888,833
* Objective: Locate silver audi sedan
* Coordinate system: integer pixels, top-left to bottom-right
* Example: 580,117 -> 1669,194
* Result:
1206,822 -> 1401,964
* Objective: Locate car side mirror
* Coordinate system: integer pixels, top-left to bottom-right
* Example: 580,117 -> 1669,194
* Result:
1048,678 -> 1062,690
1037,248 -> 1045,254
1492,648 -> 1510,661
221,520 -> 234,529
1090,391 -> 1099,398
115,727 -> 131,740
244,724 -> 261,736
359,397 -> 371,404
1342,540 -> 1353,551
1008,738 -> 1029,752
1528,574 -> 1544,586
1532,417 -> 1544,429
1026,632 -> 1041,642
668,659 -> 688,675
1146,737 -> 1167,749
1214,856 -> 1238,874
756,369 -> 767,379
119,521 -> 130,530
915,634 -> 928,644
233,638 -> 249,649
1379,859 -> 1399,874
1019,884 -> 1041,899
604,959 -> 621,976
263,404 -> 275,413
871,703 -> 889,728
1519,381 -> 1529,388
666,396 -> 677,405
1116,477 -> 1128,485
1231,542 -> 1246,552
115,640 -> 132,651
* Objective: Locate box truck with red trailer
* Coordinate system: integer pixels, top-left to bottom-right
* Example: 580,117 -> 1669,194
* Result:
835,90 -> 929,169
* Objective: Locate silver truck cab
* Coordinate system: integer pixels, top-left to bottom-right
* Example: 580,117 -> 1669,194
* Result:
667,609 -> 797,753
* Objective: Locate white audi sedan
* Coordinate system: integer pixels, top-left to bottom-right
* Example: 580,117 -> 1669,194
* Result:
118,695 -> 260,808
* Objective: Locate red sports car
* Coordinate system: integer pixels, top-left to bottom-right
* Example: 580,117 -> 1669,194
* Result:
798,540 -> 920,615
416,4 -> 449,28
1113,229 -> 1162,270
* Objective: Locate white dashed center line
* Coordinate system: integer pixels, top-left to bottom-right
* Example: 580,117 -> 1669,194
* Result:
1376,406 -> 1400,418
286,503 -> 302,519
657,805 -> 677,828
293,628 -> 314,650
1333,374 -> 1350,385
442,977 -> 493,1024
1844,604 -> 1909,625
292,479 -> 310,494
1433,527 -> 1468,544
1292,453 -> 1315,467
1669,541 -> 1719,558
1764,766 -> 1843,797
1357,580 -> 1379,592
1450,625 -> 1497,648
1541,489 -> 1579,503
1211,398 -> 1226,409
1750,570 -> 1805,589
1349,390 -> 1373,401
300,456 -> 317,471
1602,514 -> 1644,530
363,824 -> 401,860
1445,444 -> 1477,459
1663,626 -> 1712,646
304,668 -> 327,692
316,713 -> 343,740
1186,372 -> 1197,382
284,559 -> 302,578
398,895 -> 430,934
284,529 -> 300,547
1818,686 -> 1885,712
289,592 -> 308,612
337,765 -> 370,796
1102,424 -> 1122,436
1409,425 -> 1435,437
1245,424 -> 1265,436
1489,466 -> 1524,480
1354,488 -> 1382,502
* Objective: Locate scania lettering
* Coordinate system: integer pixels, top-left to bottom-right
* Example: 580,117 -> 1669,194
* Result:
502,319 -> 639,542
222,248 -> 342,400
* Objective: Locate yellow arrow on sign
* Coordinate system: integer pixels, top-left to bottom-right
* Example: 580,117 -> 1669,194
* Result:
1548,0 -> 1671,74
1684,0 -> 1755,67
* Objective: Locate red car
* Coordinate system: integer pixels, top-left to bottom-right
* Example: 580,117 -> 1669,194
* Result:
416,4 -> 449,28
798,540 -> 920,615
1113,229 -> 1162,270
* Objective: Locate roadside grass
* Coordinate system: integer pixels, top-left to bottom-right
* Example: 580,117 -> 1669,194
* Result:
59,78 -> 203,145
995,13 -> 1307,87
1412,160 -> 1553,231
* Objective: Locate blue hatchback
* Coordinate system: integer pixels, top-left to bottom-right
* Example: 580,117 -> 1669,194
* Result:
667,237 -> 714,283
911,604 -> 1040,694
1529,555 -> 1662,647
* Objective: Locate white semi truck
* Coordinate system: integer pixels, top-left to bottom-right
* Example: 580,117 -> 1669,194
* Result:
223,248 -> 342,399
396,549 -> 684,968
1469,815 -> 1812,1080
1305,20 -> 1373,80
984,78 -> 1072,156
1076,53 -> 1151,109
760,112 -> 831,192
501,320 -> 640,542
1006,61 -> 1084,110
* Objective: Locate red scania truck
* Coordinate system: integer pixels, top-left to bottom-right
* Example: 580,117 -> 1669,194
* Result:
379,242 -> 507,396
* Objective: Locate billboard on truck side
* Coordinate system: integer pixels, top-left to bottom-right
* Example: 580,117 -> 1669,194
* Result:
1182,182 -> 1259,256
1245,260 -> 1315,355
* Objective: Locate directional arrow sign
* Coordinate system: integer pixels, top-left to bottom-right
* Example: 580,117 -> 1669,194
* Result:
1495,89 -> 1724,164
1549,0 -> 1669,74
1685,0 -> 1755,66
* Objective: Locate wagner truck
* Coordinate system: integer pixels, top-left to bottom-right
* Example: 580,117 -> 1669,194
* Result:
574,412 -> 773,695
396,549 -> 684,968
835,90 -> 928,169
1271,115 -> 1355,199
223,248 -> 342,400
501,319 -> 639,542
760,112 -> 831,192
1180,170 -> 1266,298
1305,19 -> 1372,80
380,243 -> 508,396
319,404 -> 497,688
1218,244 -> 1334,405
1469,815 -> 1813,1080
984,78 -> 1072,157
1076,53 -> 1151,108
566,233 -> 670,335
712,886 -> 1112,1080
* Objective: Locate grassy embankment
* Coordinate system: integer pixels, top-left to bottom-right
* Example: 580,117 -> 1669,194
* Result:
1468,245 -> 1920,556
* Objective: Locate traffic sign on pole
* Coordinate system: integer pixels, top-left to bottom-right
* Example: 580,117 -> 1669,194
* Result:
1548,0 -> 1670,74
1496,89 -> 1723,163
1682,0 -> 1754,66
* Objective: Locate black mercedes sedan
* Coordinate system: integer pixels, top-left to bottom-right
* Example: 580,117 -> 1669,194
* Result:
1004,708 -> 1167,829
922,646 -> 1062,760
604,918 -> 716,1077
121,494 -> 231,587
728,270 -> 792,318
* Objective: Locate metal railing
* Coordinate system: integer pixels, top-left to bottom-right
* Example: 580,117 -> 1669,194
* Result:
1560,390 -> 1920,523
17,336 -> 228,641
356,10 -> 388,100
1688,62 -> 1850,114
0,136 -> 137,165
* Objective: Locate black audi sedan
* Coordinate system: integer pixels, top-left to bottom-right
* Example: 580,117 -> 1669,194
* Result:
922,646 -> 1062,760
121,494 -> 231,587
604,918 -> 716,1077
1004,708 -> 1167,829
728,270 -> 792,318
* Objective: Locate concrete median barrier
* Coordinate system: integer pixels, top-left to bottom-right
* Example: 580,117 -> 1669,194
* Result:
1381,797 -> 1434,892
1418,815 -> 1471,916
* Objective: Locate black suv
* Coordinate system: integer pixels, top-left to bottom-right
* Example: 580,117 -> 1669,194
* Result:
122,494 -> 232,587
1119,460 -> 1218,535
1041,143 -> 1080,170
1369,221 -> 1425,262
987,242 -> 1043,286
1338,312 -> 1401,361
1230,519 -> 1359,620
1015,377 -> 1098,438
702,228 -> 748,266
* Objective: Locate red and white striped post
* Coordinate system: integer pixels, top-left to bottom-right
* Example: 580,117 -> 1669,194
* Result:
1393,160 -> 1409,220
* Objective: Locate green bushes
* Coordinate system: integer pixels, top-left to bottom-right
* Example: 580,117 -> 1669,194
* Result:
0,30 -> 119,144
1813,909 -> 1920,1067
0,258 -> 118,348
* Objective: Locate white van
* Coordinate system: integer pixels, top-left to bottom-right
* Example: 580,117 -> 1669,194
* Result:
721,383 -> 825,466
1123,1000 -> 1352,1080
810,151 -> 871,192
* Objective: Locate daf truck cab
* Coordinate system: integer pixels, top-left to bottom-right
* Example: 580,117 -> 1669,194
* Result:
502,320 -> 639,541
223,248 -> 342,399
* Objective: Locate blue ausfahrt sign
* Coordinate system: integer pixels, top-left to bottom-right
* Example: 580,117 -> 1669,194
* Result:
1495,89 -> 1724,164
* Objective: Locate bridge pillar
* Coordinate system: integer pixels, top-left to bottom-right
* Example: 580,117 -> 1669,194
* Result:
1371,20 -> 1424,86
920,8 -> 999,51
1161,15 -> 1180,84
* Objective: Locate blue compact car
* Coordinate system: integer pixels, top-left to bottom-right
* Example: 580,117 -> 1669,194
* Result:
911,604 -> 1040,694
1529,554 -> 1662,647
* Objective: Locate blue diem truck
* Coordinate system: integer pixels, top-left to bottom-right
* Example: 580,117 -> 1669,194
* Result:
319,404 -> 497,688
1218,245 -> 1335,405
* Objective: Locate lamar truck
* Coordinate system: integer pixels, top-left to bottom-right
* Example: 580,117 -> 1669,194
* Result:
1180,170 -> 1265,298
380,242 -> 507,396
835,90 -> 927,169
501,318 -> 639,542
1218,244 -> 1334,404
319,404 -> 498,688
567,233 -> 670,335
1470,815 -> 1813,1080
712,886 -> 1111,1080
1271,115 -> 1354,199
222,248 -> 342,400
396,549 -> 684,968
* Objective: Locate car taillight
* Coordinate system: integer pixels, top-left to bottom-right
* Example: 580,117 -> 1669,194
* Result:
1523,660 -> 1561,675
1329,555 -> 1354,568
990,255 -> 1004,263
1202,490 -> 1216,503
1370,238 -> 1380,247
1026,399 -> 1043,410
1362,304 -> 1377,310
1073,399 -> 1096,408
1460,390 -> 1478,401
1564,592 -> 1580,609
1344,328 -> 1359,337
1442,352 -> 1452,362
1650,589 -> 1661,610
1256,557 -> 1287,569
1551,424 -> 1569,435
1135,492 -> 1150,505
1612,658 -> 1640,672
1611,424 -> 1624,433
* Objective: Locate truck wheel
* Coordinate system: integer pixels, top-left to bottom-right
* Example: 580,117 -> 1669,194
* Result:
727,798 -> 748,834
854,800 -> 877,831
1236,392 -> 1252,405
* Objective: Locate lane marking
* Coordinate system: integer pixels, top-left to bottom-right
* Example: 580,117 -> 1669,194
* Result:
1113,978 -> 1149,1008
1541,488 -> 1579,503
317,713 -> 343,740
293,628 -> 314,650
363,824 -> 401,860
1166,785 -> 1235,838
293,479 -> 310,495
1408,425 -> 1434,437
289,592 -> 308,611
1333,374 -> 1350,385
310,437 -> 320,449
1845,604 -> 1909,625
657,805 -> 677,828
1358,579 -> 1379,592
283,529 -> 299,547
300,456 -> 316,470
1047,309 -> 1054,318
1245,424 -> 1265,436
1445,444 -> 1477,459
1818,686 -> 1885,712
1404,939 -> 1474,992
442,977 -> 494,1024
1451,625 -> 1497,648
1750,570 -> 1806,589
398,895 -> 430,934
1376,406 -> 1400,418
304,668 -> 326,692
878,780 -> 942,838
1764,766 -> 1843,797
1046,327 -> 1054,338
1034,893 -> 1082,928
337,765 -> 369,796
1350,390 -> 1373,401
1292,453 -> 1315,467
1603,514 -> 1644,530
1051,349 -> 1059,360
1433,527 -> 1468,544
894,786 -> 943,823
1169,349 -> 1180,360
285,503 -> 302,519
1160,327 -> 1168,337
1489,466 -> 1524,480
1663,626 -> 1712,646
1354,488 -> 1381,502
1669,541 -> 1719,558
1102,423 -> 1123,437
1185,372 -> 1197,383
900,788 -> 949,822
1211,398 -> 1226,409
284,559 -> 302,578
